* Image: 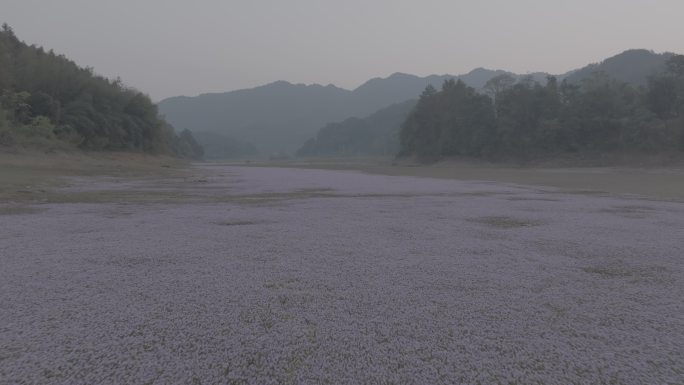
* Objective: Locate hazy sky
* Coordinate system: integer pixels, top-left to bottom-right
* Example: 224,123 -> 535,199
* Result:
4,0 -> 684,100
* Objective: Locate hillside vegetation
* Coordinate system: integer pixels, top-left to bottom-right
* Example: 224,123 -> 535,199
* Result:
159,70 -> 533,155
564,49 -> 673,85
160,49 -> 672,156
400,55 -> 684,160
297,100 -> 415,157
0,25 -> 202,159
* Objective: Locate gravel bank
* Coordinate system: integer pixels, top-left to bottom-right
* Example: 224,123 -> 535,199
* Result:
1,166 -> 683,384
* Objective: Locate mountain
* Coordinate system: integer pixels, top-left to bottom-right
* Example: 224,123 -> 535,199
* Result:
564,49 -> 673,85
159,69 -> 513,154
351,73 -> 451,110
297,100 -> 416,157
158,49 -> 675,155
160,82 -> 356,155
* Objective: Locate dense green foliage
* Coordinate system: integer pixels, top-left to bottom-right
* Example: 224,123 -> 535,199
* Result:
293,50 -> 669,158
399,57 -> 684,159
297,100 -> 415,157
0,24 -> 202,158
400,80 -> 496,159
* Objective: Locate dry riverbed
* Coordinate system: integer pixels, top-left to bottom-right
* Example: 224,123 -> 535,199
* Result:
1,161 -> 683,384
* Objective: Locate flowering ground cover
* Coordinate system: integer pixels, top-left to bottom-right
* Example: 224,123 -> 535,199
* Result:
1,165 -> 682,384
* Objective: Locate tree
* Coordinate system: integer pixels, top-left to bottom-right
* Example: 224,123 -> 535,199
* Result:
0,25 -> 202,156
666,54 -> 684,77
398,62 -> 683,159
174,129 -> 204,159
483,73 -> 516,102
648,75 -> 678,119
399,81 -> 495,159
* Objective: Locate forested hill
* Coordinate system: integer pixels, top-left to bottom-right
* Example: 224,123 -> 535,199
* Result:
158,69 -> 525,155
297,100 -> 416,157
399,55 -> 684,160
159,81 -> 356,156
564,49 -> 673,86
159,49 -> 674,155
0,25 -> 202,159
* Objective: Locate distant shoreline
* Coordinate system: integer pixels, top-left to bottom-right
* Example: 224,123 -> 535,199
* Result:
227,155 -> 684,201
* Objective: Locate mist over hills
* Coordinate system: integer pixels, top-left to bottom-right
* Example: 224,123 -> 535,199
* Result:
160,82 -> 356,155
297,100 -> 416,157
564,49 -> 673,85
158,69 -> 540,154
158,49 -> 674,155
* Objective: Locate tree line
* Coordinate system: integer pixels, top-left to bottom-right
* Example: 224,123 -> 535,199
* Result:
399,55 -> 684,160
0,24 -> 203,158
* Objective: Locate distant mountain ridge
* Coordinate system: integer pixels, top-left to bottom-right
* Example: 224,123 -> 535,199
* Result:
159,68 -> 533,154
159,49 -> 675,155
564,49 -> 673,85
160,82 -> 355,155
297,100 -> 417,157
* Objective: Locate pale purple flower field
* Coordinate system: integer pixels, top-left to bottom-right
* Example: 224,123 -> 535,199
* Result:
1,165 -> 683,384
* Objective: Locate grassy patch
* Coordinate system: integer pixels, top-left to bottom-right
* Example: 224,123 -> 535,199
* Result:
250,157 -> 684,201
215,220 -> 267,226
582,264 -> 669,282
551,189 -> 610,197
0,205 -> 46,215
599,205 -> 657,216
506,196 -> 560,202
39,190 -> 193,204
0,151 -> 189,204
100,254 -> 177,269
209,189 -> 340,206
468,216 -> 541,229
582,266 -> 635,278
